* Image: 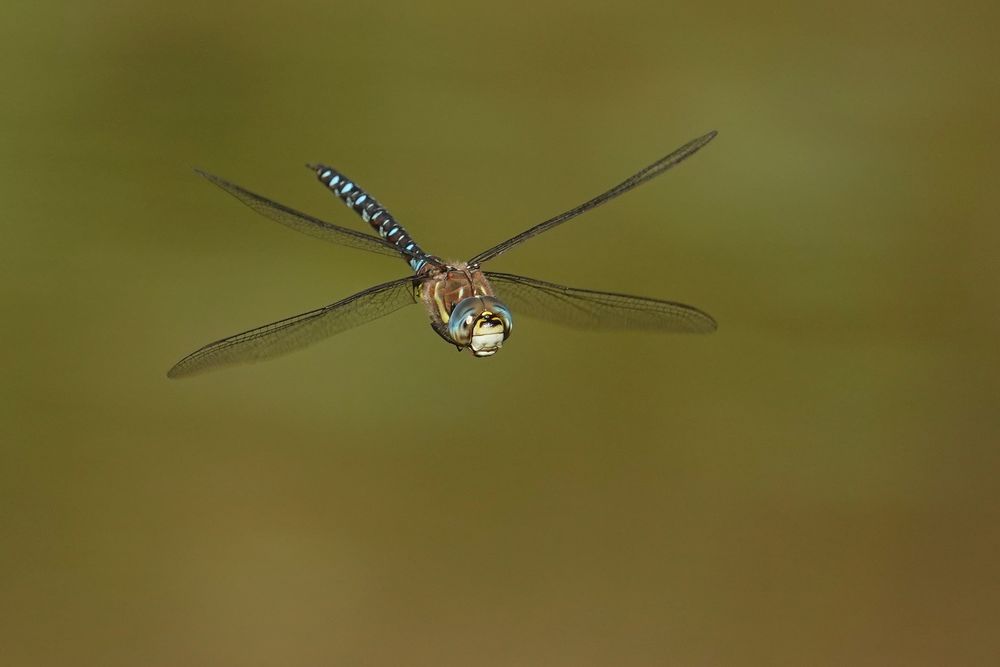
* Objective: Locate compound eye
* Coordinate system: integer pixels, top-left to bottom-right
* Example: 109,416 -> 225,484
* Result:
447,297 -> 490,347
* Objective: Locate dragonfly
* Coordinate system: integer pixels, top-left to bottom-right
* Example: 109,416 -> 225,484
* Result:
168,131 -> 718,378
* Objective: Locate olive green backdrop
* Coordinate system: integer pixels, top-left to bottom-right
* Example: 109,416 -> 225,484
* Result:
2,1 -> 997,665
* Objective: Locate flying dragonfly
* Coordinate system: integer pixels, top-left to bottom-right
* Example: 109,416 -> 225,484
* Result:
168,131 -> 718,378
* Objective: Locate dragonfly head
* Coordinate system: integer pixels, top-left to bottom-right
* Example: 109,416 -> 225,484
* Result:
448,296 -> 513,357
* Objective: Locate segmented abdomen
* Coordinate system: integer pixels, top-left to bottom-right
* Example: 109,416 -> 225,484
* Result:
311,164 -> 431,272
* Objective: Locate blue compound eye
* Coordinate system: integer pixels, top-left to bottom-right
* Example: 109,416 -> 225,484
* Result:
488,301 -> 513,338
447,298 -> 482,346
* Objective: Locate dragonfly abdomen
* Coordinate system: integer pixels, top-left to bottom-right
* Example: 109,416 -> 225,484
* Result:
311,164 -> 430,272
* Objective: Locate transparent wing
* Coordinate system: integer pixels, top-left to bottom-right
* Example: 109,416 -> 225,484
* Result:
468,131 -> 717,265
196,170 -> 420,260
485,272 -> 717,333
168,277 -> 418,378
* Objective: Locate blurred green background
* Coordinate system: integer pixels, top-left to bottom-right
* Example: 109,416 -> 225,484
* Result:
2,1 -> 998,665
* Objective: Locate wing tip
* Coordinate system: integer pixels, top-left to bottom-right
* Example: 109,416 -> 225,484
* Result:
698,316 -> 719,333
691,129 -> 719,151
687,307 -> 718,334
166,361 -> 191,379
193,168 -> 223,186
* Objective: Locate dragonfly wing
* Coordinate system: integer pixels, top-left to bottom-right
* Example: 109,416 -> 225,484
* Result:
485,272 -> 717,333
196,170 -> 410,259
168,276 -> 418,378
467,131 -> 717,265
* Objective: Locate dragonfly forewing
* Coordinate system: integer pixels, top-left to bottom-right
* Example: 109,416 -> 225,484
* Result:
168,277 -> 418,378
468,131 -> 717,265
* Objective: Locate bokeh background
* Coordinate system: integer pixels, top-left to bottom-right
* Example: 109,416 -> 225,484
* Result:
2,1 -> 998,665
